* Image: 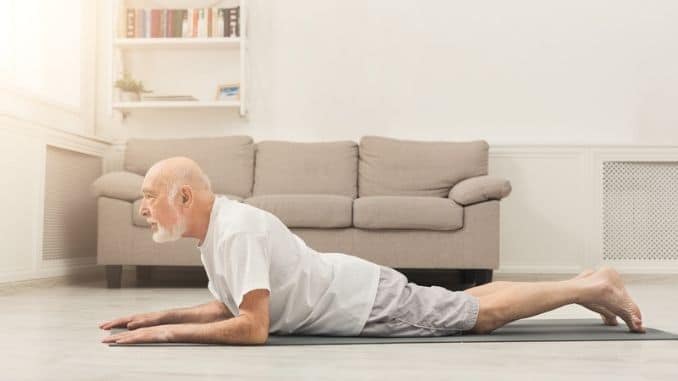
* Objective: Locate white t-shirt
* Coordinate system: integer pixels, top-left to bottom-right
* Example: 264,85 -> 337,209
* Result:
197,195 -> 381,336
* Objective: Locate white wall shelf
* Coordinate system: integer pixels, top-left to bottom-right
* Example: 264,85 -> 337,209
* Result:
109,0 -> 247,118
113,100 -> 240,110
114,37 -> 241,49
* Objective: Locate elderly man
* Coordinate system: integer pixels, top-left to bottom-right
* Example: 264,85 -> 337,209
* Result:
100,157 -> 645,345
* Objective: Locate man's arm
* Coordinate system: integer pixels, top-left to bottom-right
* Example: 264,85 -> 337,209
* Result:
172,289 -> 270,344
167,300 -> 234,324
102,289 -> 270,345
99,300 -> 233,330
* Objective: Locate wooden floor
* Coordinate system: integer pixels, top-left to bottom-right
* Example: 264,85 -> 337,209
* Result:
2,272 -> 677,380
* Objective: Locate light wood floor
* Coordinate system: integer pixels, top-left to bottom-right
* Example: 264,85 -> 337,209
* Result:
1,273 -> 677,381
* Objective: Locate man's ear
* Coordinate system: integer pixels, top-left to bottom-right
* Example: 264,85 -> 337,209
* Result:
180,185 -> 193,207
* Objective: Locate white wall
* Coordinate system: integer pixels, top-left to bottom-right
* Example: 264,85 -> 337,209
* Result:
0,0 -> 105,283
94,1 -> 678,274
97,0 -> 678,144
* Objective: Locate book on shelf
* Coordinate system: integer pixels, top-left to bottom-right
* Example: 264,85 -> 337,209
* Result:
123,7 -> 240,39
140,94 -> 198,101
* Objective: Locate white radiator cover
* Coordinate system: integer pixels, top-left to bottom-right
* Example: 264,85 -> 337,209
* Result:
42,145 -> 102,260
602,161 -> 678,261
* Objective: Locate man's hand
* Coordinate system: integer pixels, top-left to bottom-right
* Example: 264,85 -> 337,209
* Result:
99,292 -> 269,345
99,311 -> 169,330
101,314 -> 268,346
101,325 -> 174,344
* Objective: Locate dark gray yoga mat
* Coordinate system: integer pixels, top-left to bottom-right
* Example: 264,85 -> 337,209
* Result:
108,319 -> 678,346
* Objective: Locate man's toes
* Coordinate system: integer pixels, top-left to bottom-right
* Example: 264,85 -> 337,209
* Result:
617,310 -> 645,333
581,302 -> 618,326
599,312 -> 618,326
591,303 -> 618,326
622,292 -> 645,333
632,317 -> 646,333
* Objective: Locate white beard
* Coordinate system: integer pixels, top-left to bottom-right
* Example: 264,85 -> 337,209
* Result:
152,215 -> 187,243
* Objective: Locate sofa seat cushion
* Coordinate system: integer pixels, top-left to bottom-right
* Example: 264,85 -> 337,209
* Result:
353,196 -> 463,231
132,194 -> 244,228
244,194 -> 353,228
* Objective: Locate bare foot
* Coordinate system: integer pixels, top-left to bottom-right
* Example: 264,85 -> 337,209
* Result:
580,267 -> 645,333
574,269 -> 619,326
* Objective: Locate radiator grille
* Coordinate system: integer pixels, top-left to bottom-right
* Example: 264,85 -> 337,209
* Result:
42,146 -> 102,260
602,161 -> 678,261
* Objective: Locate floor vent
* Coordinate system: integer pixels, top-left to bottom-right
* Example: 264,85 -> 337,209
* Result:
602,161 -> 678,261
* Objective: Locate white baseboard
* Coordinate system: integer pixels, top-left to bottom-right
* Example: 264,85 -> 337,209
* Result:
0,264 -> 102,285
496,265 -> 582,274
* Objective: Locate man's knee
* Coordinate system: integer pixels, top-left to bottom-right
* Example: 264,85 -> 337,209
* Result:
468,298 -> 502,334
469,319 -> 495,334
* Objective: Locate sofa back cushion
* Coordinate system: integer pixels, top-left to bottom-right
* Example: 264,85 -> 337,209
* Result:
253,141 -> 358,198
358,136 -> 489,197
125,136 -> 255,198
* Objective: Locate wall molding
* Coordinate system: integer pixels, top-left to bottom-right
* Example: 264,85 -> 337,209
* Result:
0,114 -> 112,284
490,145 -> 678,274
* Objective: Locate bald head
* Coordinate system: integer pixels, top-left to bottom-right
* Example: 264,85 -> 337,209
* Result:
144,156 -> 212,199
139,157 -> 216,244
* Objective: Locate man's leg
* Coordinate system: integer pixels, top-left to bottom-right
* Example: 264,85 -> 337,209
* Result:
463,270 -> 619,326
467,267 -> 644,334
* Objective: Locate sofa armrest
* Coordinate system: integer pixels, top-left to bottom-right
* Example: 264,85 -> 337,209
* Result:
90,171 -> 144,202
449,175 -> 512,206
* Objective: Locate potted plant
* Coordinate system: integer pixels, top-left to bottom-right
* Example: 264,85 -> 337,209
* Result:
114,72 -> 151,102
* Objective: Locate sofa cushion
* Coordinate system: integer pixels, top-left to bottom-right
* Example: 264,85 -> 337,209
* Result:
91,171 -> 144,202
353,196 -> 463,231
132,194 -> 244,228
125,136 -> 255,198
253,141 -> 358,198
245,194 -> 353,228
358,136 -> 489,197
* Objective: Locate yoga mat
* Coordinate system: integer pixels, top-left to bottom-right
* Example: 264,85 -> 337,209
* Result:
107,319 -> 678,346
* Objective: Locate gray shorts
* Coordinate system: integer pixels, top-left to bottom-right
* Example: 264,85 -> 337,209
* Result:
359,265 -> 480,337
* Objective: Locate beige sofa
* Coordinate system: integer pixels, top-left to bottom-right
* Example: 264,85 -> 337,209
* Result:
91,135 -> 512,288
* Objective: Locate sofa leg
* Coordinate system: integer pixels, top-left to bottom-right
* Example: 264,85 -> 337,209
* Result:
106,265 -> 122,289
136,265 -> 152,284
463,269 -> 493,287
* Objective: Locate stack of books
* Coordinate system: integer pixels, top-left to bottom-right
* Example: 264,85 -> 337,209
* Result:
125,7 -> 240,38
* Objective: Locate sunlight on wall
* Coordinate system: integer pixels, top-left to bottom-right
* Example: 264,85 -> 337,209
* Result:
0,0 -> 81,108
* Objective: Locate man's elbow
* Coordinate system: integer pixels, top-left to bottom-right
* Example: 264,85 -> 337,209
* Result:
241,314 -> 269,345
252,330 -> 268,345
212,317 -> 268,345
249,323 -> 269,345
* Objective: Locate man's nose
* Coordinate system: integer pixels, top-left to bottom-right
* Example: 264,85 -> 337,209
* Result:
139,204 -> 149,217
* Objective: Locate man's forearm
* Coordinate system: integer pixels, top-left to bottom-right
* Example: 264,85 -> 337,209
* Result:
169,316 -> 267,345
165,300 -> 233,324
